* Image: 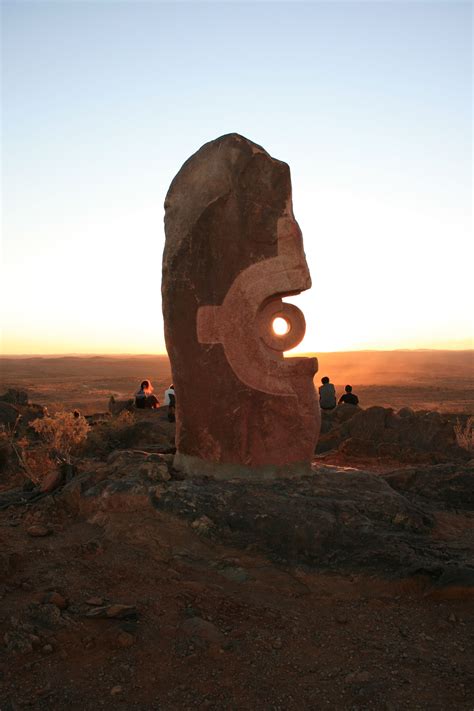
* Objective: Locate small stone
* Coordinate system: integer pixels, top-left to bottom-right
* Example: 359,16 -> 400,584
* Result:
272,637 -> 282,649
35,685 -> 52,697
335,615 -> 349,625
180,617 -> 224,646
116,631 -> 135,648
4,631 -> 34,654
106,604 -> 137,619
448,612 -> 457,623
345,671 -> 370,684
42,592 -> 68,610
85,604 -> 137,619
86,597 -> 104,606
111,685 -> 123,696
27,525 -> 50,538
42,644 -> 53,654
191,515 -> 215,533
39,469 -> 63,494
28,602 -> 63,630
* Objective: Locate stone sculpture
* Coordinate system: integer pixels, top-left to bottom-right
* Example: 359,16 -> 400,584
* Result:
162,133 -> 320,478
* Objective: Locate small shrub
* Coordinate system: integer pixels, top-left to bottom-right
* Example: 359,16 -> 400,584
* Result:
30,411 -> 90,463
454,416 -> 473,452
21,446 -> 56,485
83,410 -> 135,459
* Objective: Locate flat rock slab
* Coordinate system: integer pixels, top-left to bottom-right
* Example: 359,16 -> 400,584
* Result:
383,463 -> 474,510
152,466 -> 474,580
20,456 -> 473,586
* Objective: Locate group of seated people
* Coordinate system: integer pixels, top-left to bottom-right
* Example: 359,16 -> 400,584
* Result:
135,380 -> 176,421
318,376 -> 359,411
134,376 -> 356,419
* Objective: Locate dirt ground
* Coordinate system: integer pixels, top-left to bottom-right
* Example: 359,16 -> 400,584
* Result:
1,496 -> 473,711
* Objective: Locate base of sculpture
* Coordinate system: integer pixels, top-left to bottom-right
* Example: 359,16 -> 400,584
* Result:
173,451 -> 313,480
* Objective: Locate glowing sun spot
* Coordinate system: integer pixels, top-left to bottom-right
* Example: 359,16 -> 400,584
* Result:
272,317 -> 290,336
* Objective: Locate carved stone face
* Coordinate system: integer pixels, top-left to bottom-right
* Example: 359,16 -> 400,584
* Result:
162,134 -> 320,478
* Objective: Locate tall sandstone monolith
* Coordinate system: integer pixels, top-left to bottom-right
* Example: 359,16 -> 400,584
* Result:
162,133 -> 320,478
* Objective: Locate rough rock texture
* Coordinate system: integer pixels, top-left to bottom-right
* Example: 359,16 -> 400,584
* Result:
0,402 -> 20,429
25,452 -> 470,583
106,450 -> 171,482
383,463 -> 474,510
316,405 -> 469,462
162,133 -> 320,477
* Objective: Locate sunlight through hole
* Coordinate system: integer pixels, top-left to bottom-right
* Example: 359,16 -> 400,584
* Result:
272,317 -> 290,336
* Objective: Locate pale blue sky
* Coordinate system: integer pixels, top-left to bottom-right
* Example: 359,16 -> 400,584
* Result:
2,0 -> 472,353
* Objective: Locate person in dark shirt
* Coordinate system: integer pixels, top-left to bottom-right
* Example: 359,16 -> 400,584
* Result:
338,384 -> 359,406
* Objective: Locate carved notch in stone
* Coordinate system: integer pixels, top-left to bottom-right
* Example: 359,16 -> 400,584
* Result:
162,133 -> 320,478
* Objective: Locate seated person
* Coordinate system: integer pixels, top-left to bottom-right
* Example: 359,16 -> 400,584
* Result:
338,384 -> 359,406
164,384 -> 176,422
135,380 -> 160,409
164,384 -> 175,406
318,376 -> 336,410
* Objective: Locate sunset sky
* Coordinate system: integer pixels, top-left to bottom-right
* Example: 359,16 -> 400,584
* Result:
2,1 -> 472,355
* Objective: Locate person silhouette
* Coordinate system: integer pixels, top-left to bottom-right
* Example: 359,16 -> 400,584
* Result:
318,376 -> 336,410
135,380 -> 160,409
338,384 -> 359,406
164,384 -> 176,422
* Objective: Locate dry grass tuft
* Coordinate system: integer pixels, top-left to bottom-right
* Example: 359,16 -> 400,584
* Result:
454,416 -> 474,452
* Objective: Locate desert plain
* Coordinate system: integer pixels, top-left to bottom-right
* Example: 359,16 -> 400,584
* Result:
1,349 -> 473,415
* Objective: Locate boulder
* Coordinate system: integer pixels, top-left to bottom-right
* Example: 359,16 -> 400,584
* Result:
112,418 -> 174,451
315,427 -> 344,454
383,462 -> 474,510
345,406 -> 389,441
339,437 -> 377,458
106,450 -> 170,482
39,469 -> 64,494
320,409 -> 336,435
0,388 -> 29,405
0,402 -> 20,429
0,439 -> 13,474
20,403 -> 47,426
163,133 -> 320,478
339,406 -> 468,461
108,396 -> 134,416
333,403 -> 360,424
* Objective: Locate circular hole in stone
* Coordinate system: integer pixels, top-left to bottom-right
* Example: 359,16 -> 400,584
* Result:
272,317 -> 290,336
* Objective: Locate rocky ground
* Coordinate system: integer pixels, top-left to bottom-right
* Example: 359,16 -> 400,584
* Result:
0,393 -> 473,710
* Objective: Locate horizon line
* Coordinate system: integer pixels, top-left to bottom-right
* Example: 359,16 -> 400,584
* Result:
2,347 -> 473,358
